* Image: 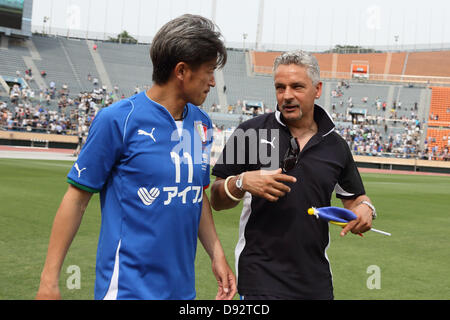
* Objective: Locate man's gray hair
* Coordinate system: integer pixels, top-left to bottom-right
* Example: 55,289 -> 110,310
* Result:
273,50 -> 321,85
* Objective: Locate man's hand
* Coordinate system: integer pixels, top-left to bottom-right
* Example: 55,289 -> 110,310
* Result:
198,192 -> 237,300
212,256 -> 237,300
35,280 -> 61,300
340,201 -> 373,237
242,168 -> 297,202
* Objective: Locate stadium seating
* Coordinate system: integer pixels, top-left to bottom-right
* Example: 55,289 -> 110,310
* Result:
95,41 -> 153,97
251,50 -> 450,85
222,50 -> 276,108
426,127 -> 450,154
31,35 -> 83,93
58,37 -> 99,91
252,51 -> 409,78
429,87 -> 450,124
405,51 -> 450,78
1,34 -> 449,161
0,40 -> 29,79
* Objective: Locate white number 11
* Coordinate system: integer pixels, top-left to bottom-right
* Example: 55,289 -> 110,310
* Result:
170,152 -> 193,183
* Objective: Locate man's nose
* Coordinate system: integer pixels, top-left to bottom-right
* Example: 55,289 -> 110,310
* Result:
282,87 -> 294,101
210,74 -> 216,87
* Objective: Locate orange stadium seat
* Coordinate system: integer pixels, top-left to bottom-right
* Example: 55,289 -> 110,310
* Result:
251,51 -> 409,80
252,51 -> 279,74
313,53 -> 333,73
251,50 -> 450,82
405,51 -> 450,78
388,52 -> 408,75
335,53 -> 384,74
426,127 -> 450,154
429,87 -> 450,124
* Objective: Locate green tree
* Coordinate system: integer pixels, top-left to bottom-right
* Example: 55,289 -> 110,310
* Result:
108,30 -> 138,44
322,45 -> 381,54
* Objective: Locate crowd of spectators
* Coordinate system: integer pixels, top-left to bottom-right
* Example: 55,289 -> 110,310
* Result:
1,78 -> 449,161
334,122 -> 449,161
0,81 -> 117,137
325,80 -> 449,161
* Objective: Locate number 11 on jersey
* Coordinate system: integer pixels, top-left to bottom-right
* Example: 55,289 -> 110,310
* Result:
170,152 -> 193,184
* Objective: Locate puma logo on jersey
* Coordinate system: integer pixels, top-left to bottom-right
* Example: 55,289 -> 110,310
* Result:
74,163 -> 86,178
138,128 -> 156,142
261,137 -> 276,149
138,187 -> 160,205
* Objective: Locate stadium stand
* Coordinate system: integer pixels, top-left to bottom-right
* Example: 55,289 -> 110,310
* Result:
426,128 -> 450,158
1,34 -> 450,165
251,50 -> 450,85
0,39 -> 29,81
31,35 -> 84,93
429,87 -> 450,124
95,41 -> 153,97
58,37 -> 99,92
252,51 -> 407,77
405,51 -> 450,78
222,50 -> 277,109
424,87 -> 450,159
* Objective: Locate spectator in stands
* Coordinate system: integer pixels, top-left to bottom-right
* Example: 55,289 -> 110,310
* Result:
36,14 -> 235,301
24,69 -> 33,82
1,107 -> 8,126
210,50 -> 375,300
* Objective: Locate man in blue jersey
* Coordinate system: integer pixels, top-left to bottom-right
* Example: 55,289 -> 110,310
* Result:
36,14 -> 236,300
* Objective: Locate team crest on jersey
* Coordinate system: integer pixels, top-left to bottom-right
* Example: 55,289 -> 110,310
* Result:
194,121 -> 208,144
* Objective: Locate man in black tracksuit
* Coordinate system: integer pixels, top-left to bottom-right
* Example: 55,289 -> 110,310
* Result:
210,50 -> 376,300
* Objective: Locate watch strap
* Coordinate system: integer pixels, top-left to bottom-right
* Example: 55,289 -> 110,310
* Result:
360,200 -> 376,220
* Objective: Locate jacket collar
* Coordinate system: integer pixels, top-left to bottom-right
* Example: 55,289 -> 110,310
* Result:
275,104 -> 335,137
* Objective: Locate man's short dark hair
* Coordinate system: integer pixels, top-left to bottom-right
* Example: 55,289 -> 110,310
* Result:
150,14 -> 227,85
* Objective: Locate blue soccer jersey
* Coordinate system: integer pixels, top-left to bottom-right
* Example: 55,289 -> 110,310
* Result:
67,92 -> 213,300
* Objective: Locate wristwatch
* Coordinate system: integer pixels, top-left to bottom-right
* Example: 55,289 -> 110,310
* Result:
360,200 -> 377,220
235,173 -> 245,191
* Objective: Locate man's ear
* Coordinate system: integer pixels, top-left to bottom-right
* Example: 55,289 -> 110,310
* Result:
315,81 -> 323,99
174,62 -> 188,81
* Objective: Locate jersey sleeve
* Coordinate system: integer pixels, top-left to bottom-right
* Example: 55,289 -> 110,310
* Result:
335,139 -> 366,200
67,105 -> 127,193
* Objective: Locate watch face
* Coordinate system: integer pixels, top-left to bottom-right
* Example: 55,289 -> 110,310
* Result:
236,176 -> 243,189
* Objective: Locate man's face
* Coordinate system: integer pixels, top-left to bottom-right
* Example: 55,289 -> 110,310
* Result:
274,64 -> 322,123
183,59 -> 216,106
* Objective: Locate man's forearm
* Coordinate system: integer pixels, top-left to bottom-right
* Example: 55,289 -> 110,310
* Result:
39,185 -> 92,284
341,194 -> 372,211
198,192 -> 226,259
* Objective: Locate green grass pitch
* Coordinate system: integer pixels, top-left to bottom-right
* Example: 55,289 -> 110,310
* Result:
0,158 -> 449,300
